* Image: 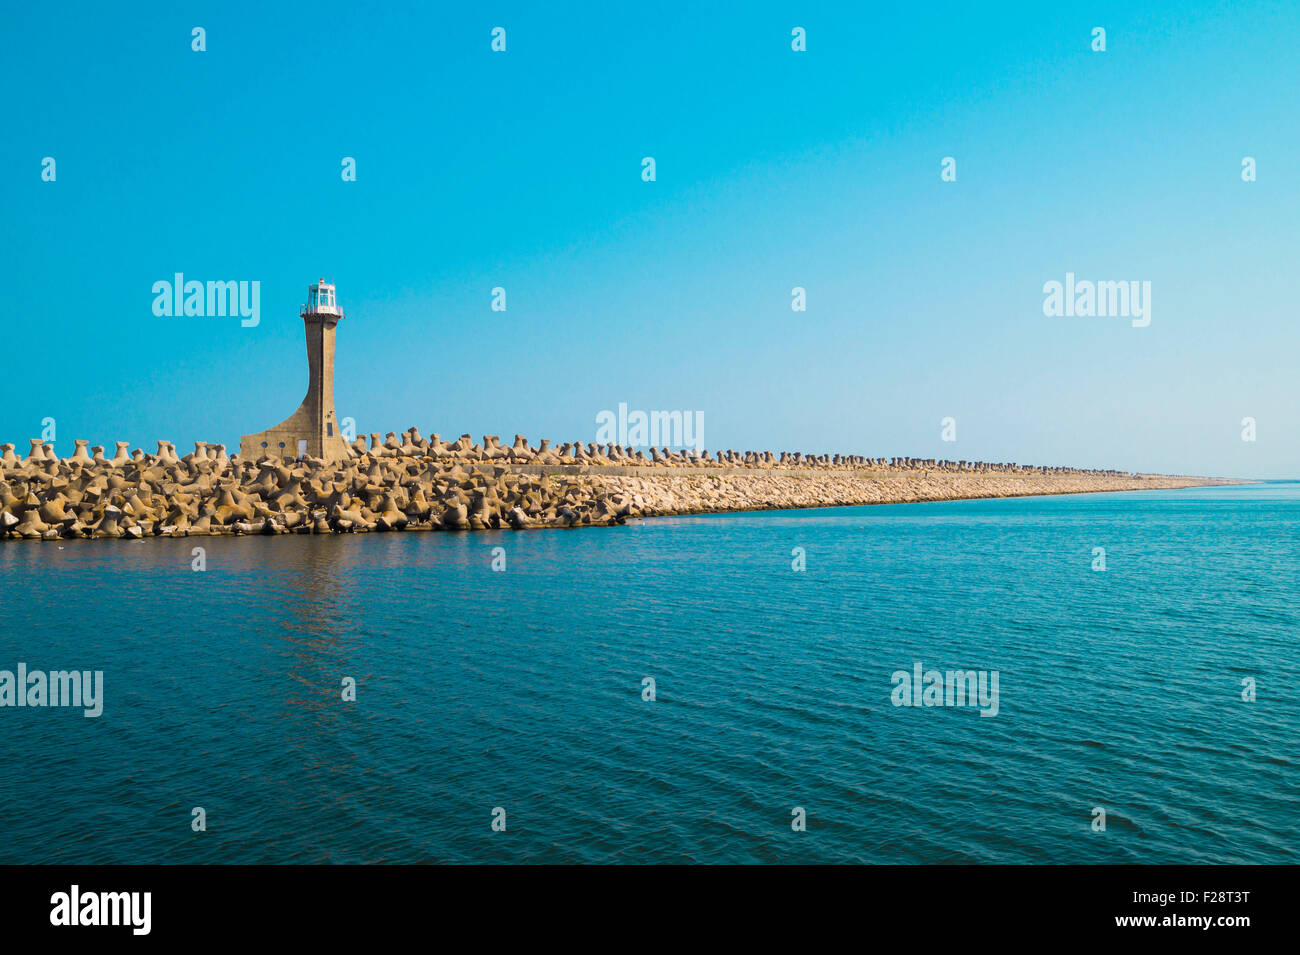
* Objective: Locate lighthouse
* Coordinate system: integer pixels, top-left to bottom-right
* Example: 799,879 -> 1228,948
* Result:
239,279 -> 350,462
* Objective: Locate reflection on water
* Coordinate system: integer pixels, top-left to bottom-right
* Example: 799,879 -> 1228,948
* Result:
1,485 -> 1298,863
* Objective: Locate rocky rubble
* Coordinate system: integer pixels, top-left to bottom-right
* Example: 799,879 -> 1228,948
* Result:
590,470 -> 1224,517
0,429 -> 1232,541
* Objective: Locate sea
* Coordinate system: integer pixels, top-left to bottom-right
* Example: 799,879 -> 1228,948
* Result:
1,483 -> 1296,864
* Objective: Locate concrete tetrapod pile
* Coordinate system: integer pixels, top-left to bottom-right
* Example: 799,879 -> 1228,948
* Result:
0,429 -> 1226,541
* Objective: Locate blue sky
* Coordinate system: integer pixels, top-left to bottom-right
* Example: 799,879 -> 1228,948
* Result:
3,1 -> 1298,478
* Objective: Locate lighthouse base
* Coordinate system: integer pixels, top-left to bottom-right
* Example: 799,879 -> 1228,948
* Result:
240,402 -> 350,463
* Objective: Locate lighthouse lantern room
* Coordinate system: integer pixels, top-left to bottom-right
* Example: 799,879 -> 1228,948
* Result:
302,278 -> 342,319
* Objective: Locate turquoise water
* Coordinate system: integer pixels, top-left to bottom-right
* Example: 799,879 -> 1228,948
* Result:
1,483 -> 1297,864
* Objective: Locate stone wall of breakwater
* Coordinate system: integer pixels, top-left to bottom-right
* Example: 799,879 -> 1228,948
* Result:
0,430 -> 1237,540
590,470 -> 1223,516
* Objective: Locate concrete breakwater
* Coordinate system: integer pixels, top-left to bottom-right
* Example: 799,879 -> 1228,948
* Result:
593,470 -> 1223,516
0,429 -> 1234,541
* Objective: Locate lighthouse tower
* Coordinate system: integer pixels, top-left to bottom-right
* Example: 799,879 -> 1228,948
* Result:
239,279 -> 350,462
